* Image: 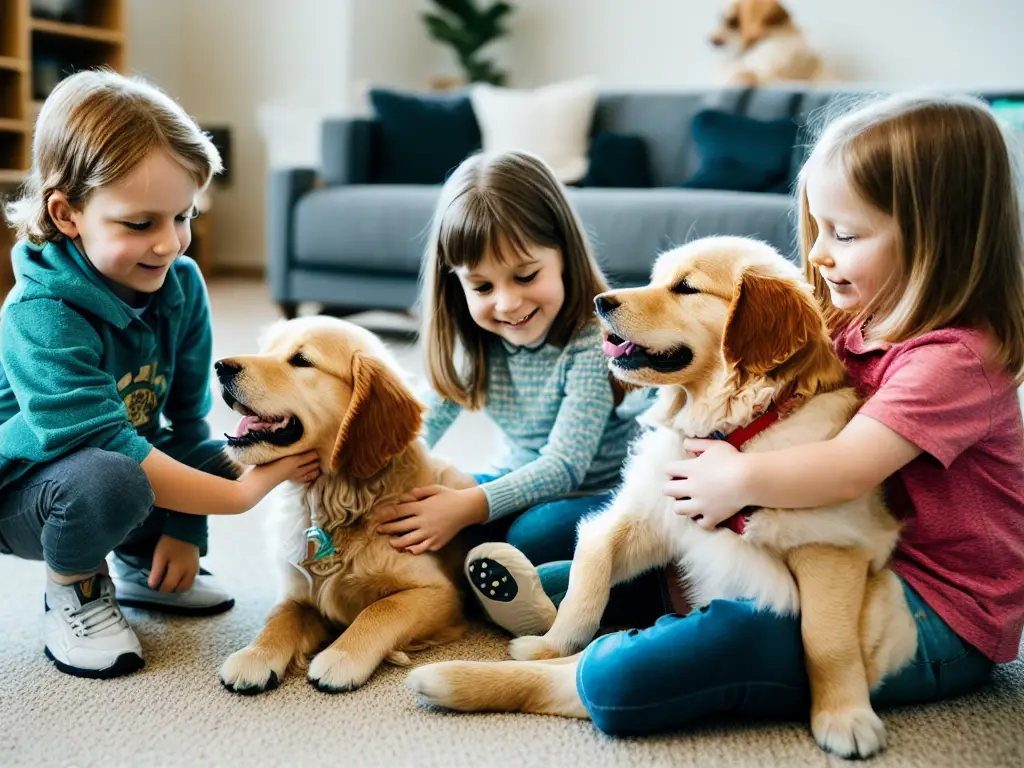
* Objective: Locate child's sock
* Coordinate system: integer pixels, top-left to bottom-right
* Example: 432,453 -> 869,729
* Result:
464,542 -> 556,637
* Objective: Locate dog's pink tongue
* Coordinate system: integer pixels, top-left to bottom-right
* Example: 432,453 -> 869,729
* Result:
603,339 -> 635,359
233,415 -> 261,438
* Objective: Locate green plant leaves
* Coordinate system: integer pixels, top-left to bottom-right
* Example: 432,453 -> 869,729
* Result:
423,0 -> 513,86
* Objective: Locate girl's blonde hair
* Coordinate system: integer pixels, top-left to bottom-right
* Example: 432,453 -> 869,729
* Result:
797,93 -> 1024,382
797,93 -> 1024,381
5,69 -> 222,243
422,150 -> 609,409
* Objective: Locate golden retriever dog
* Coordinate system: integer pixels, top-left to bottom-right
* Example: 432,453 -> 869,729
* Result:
710,0 -> 827,86
216,316 -> 475,694
407,237 -> 918,758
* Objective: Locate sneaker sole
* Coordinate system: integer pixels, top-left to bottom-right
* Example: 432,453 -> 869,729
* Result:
44,647 -> 145,679
116,597 -> 235,616
465,543 -> 557,637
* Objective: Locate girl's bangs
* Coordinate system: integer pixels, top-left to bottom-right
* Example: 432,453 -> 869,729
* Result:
437,194 -> 540,271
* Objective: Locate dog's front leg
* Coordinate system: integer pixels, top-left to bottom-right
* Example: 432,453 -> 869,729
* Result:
220,599 -> 329,695
511,510 -> 670,661
787,545 -> 887,759
308,585 -> 464,693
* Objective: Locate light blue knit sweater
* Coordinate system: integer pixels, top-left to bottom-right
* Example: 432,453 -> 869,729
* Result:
422,322 -> 645,521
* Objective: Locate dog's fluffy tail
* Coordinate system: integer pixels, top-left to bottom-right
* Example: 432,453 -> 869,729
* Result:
406,655 -> 588,718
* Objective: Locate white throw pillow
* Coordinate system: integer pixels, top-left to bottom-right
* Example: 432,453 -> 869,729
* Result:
469,78 -> 598,184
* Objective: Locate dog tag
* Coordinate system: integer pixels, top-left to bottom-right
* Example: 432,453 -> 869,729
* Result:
304,526 -> 336,560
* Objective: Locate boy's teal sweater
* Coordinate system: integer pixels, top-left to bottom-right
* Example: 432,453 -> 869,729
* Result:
0,238 -> 218,546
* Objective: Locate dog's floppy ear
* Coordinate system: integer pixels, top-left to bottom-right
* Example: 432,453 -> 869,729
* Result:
723,269 -> 825,382
331,353 -> 424,479
740,0 -> 790,49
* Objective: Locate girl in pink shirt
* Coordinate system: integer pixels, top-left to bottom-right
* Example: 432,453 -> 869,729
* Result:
667,93 -> 1024,666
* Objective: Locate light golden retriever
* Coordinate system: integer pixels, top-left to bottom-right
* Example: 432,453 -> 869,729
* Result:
407,237 -> 917,759
216,316 -> 475,694
710,0 -> 827,86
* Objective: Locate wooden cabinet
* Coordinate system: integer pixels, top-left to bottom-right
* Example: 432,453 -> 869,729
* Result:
0,0 -> 31,189
0,0 -> 128,302
0,217 -> 13,301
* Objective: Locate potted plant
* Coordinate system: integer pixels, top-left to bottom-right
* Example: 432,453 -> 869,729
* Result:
423,0 -> 514,87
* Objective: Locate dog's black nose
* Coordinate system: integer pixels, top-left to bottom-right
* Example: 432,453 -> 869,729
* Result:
215,360 -> 241,382
595,294 -> 621,316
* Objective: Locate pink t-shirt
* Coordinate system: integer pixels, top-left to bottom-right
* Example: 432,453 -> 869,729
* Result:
835,323 -> 1024,662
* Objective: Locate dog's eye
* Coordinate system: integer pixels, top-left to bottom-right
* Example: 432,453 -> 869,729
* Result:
725,14 -> 739,29
672,279 -> 699,295
289,352 -> 314,368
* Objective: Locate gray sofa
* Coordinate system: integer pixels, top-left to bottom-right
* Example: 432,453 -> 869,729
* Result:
265,86 -> 1014,317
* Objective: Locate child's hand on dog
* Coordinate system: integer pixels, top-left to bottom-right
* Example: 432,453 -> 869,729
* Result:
238,450 -> 321,506
376,486 -> 488,555
664,439 -> 748,530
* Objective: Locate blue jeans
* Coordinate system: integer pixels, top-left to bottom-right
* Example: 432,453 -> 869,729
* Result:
536,562 -> 995,735
469,473 -> 613,565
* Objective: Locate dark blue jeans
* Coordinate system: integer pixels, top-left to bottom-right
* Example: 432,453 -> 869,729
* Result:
536,561 -> 996,735
0,438 -> 232,575
469,473 -> 613,565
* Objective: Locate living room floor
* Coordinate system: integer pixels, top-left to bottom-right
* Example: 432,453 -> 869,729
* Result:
1,278 -> 1021,768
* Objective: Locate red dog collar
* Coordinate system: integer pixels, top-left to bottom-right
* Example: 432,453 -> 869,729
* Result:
706,396 -> 802,534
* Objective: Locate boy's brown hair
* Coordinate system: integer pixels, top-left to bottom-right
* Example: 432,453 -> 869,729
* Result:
5,69 -> 222,243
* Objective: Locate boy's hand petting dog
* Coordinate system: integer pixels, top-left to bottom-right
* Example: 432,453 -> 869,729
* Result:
664,438 -> 749,530
238,450 -> 321,507
377,485 -> 488,555
149,534 -> 200,592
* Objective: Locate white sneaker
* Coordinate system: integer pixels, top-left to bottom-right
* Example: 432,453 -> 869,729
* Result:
44,573 -> 144,679
110,556 -> 235,616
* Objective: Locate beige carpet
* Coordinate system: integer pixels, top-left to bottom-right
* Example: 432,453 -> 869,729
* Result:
1,279 -> 1021,768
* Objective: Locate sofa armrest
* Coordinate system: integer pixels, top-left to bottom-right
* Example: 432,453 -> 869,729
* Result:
320,118 -> 376,186
266,167 -> 318,303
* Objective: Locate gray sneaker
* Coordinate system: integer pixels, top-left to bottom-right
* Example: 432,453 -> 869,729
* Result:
110,556 -> 235,616
43,573 -> 145,679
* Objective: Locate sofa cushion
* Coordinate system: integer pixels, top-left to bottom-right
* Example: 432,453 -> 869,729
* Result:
566,187 -> 798,282
470,78 -> 598,184
680,109 -> 798,194
294,185 -> 798,285
368,88 -> 481,185
579,132 -> 653,188
293,185 -> 443,273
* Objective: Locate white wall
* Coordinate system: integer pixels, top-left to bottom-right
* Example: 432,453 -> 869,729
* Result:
499,0 -> 1024,90
129,0 -> 356,269
128,0 -> 184,99
127,0 -> 1024,269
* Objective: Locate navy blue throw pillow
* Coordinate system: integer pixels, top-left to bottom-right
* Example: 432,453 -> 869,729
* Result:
580,132 -> 653,188
368,88 -> 481,185
680,110 -> 798,194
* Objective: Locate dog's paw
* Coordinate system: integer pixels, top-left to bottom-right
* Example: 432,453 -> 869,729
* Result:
219,647 -> 282,695
812,706 -> 887,759
307,648 -> 376,693
407,660 -> 504,713
406,662 -> 460,708
509,634 -> 563,661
